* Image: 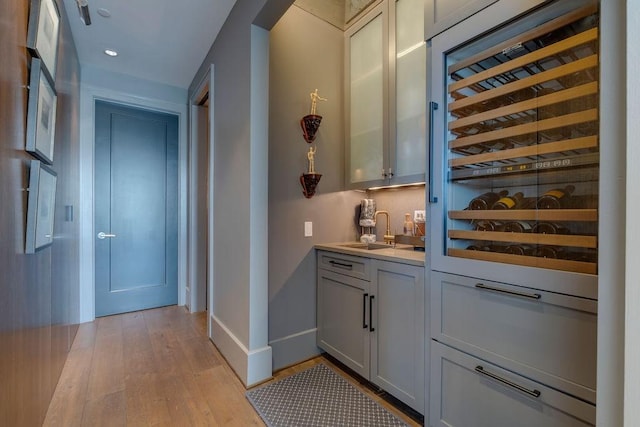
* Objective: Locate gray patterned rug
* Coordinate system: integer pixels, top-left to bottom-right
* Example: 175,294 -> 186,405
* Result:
246,363 -> 408,427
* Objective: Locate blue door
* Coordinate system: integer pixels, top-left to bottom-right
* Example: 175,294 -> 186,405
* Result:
94,101 -> 178,317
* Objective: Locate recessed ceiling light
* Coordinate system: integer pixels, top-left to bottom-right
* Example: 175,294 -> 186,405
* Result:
104,49 -> 118,57
97,8 -> 111,18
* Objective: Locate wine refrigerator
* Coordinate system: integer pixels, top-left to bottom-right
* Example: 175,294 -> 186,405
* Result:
428,0 -> 599,299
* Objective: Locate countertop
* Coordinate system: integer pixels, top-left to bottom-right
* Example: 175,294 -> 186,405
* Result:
315,242 -> 425,267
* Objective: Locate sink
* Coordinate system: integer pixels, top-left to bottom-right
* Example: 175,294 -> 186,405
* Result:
338,242 -> 392,250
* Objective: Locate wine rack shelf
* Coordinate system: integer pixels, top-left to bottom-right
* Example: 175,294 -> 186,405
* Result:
448,230 -> 597,248
448,209 -> 597,222
443,3 -> 600,275
448,248 -> 596,275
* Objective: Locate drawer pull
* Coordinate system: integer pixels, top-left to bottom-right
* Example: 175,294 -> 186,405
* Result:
475,366 -> 541,398
369,295 -> 375,332
362,294 -> 368,329
329,260 -> 353,270
475,283 -> 541,300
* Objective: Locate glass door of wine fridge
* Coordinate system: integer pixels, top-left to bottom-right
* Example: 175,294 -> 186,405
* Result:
429,0 -> 599,298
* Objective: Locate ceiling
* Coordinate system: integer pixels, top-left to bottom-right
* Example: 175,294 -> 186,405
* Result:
61,0 -> 238,88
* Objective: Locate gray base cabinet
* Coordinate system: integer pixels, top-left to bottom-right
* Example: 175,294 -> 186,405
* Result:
431,271 -> 597,404
430,341 -> 595,427
316,250 -> 425,414
317,267 -> 370,378
371,260 -> 425,413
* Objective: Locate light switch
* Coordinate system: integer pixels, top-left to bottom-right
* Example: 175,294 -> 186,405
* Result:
304,221 -> 313,237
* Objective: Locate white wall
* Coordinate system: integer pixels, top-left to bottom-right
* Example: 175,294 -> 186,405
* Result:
78,66 -> 188,322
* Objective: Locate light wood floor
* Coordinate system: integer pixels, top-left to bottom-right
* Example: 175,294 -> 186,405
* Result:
43,305 -> 421,426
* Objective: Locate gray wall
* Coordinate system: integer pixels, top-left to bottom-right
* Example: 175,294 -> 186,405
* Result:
268,5 -> 363,370
367,186 -> 426,241
0,0 -> 81,424
189,0 -> 292,385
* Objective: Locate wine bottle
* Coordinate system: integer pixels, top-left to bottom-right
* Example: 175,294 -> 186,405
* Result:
468,190 -> 509,210
534,246 -> 566,259
531,222 -> 570,235
504,244 -> 534,256
567,194 -> 598,209
474,220 -> 502,232
503,221 -> 532,233
492,192 -> 524,210
466,244 -> 490,251
536,185 -> 575,209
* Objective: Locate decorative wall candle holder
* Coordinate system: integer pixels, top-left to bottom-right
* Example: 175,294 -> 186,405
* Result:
299,89 -> 327,198
300,114 -> 322,143
300,173 -> 322,199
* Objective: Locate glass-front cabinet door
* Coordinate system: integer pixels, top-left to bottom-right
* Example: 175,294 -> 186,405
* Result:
347,4 -> 386,186
429,0 -> 599,299
392,0 -> 426,181
346,0 -> 426,189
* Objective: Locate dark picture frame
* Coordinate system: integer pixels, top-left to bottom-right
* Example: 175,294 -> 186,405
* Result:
25,160 -> 57,253
27,0 -> 61,82
26,57 -> 57,165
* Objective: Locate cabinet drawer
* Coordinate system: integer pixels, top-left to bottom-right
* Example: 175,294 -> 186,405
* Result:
430,341 -> 595,427
317,251 -> 370,281
431,271 -> 596,403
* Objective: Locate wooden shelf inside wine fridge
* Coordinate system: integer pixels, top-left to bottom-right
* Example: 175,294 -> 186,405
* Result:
448,209 -> 598,222
448,248 -> 597,275
449,136 -> 598,168
448,230 -> 597,248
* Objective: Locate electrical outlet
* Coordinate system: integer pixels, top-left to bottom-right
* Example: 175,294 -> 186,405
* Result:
304,221 -> 313,237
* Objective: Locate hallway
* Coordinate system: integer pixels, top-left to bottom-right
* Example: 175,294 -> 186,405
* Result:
43,306 -> 263,426
43,306 -> 419,426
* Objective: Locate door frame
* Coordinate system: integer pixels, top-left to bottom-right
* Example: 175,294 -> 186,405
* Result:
187,66 -> 214,316
78,85 -> 189,322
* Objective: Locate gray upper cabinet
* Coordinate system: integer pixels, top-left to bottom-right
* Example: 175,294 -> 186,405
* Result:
346,0 -> 426,189
424,0 -> 498,40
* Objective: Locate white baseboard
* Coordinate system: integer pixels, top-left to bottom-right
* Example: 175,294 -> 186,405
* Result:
270,328 -> 320,371
210,314 -> 272,387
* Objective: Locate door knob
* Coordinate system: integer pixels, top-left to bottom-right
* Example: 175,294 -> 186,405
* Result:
97,232 -> 116,239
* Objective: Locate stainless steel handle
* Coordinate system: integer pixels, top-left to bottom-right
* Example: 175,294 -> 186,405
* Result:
329,260 -> 353,270
475,366 -> 541,398
428,101 -> 439,204
97,232 -> 117,239
475,283 -> 541,300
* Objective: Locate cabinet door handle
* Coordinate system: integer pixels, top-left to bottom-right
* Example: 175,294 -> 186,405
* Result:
362,293 -> 368,329
428,101 -> 439,204
475,366 -> 541,398
329,260 -> 353,270
369,295 -> 375,332
475,283 -> 541,300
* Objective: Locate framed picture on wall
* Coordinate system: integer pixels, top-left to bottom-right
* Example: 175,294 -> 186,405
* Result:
26,0 -> 61,82
26,57 -> 57,165
25,160 -> 57,253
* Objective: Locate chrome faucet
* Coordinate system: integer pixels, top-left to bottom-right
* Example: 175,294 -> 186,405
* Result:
374,210 -> 395,244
